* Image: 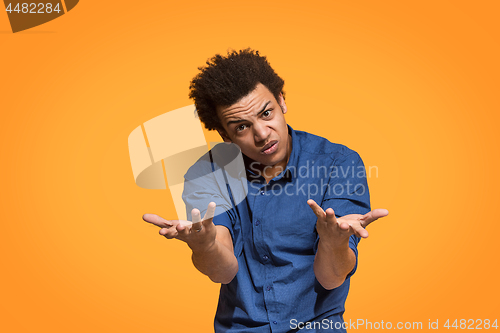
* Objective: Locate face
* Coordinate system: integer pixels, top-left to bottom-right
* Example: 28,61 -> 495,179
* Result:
216,83 -> 290,169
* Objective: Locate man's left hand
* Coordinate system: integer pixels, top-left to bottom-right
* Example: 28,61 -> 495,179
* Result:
307,199 -> 389,246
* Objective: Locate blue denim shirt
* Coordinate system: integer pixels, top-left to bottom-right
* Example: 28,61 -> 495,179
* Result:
183,125 -> 371,333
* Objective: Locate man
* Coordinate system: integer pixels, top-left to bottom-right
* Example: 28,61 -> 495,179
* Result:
143,49 -> 388,332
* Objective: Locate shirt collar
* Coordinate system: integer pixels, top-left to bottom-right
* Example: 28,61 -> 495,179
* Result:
282,124 -> 298,182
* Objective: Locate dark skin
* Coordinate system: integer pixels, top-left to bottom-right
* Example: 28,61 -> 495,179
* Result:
308,200 -> 388,289
143,202 -> 238,284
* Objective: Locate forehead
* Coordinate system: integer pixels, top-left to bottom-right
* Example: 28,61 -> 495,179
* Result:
216,83 -> 275,124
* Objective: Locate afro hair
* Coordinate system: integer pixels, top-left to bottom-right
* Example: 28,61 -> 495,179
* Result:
189,48 -> 285,131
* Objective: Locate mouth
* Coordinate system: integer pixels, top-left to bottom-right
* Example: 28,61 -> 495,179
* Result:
260,140 -> 278,155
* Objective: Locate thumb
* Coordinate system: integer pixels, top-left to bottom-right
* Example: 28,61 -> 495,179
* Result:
142,214 -> 175,228
360,209 -> 389,228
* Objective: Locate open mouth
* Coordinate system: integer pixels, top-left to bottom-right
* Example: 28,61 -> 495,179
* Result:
261,141 -> 278,155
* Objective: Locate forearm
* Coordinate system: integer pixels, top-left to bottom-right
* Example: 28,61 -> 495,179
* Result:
191,240 -> 238,284
314,239 -> 355,290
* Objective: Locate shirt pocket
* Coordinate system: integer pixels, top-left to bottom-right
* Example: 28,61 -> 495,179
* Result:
272,203 -> 318,255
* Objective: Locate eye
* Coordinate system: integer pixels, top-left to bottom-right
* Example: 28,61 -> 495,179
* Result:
262,109 -> 272,117
236,124 -> 247,132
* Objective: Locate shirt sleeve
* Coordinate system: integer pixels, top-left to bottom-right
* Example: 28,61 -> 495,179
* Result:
181,150 -> 237,242
321,151 -> 371,217
346,234 -> 360,278
316,151 -> 371,278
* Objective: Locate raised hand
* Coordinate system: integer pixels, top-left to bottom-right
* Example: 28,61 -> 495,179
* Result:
307,199 -> 388,244
142,202 -> 218,252
308,199 -> 389,289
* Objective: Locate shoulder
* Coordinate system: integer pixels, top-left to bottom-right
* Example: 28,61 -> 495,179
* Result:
293,129 -> 361,163
183,149 -> 213,181
184,142 -> 244,180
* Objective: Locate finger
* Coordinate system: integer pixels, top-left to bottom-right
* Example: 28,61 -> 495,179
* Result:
350,222 -> 369,238
190,206 -> 207,232
360,209 -> 389,228
176,222 -> 191,237
201,202 -> 217,230
338,221 -> 351,232
307,199 -> 326,219
142,214 -> 174,228
191,221 -> 203,233
159,227 -> 178,239
325,208 -> 338,225
202,202 -> 216,224
192,208 -> 202,223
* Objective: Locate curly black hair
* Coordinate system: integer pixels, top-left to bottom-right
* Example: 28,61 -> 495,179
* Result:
189,49 -> 285,131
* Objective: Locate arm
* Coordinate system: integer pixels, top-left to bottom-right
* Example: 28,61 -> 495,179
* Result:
191,225 -> 238,284
308,200 -> 388,290
314,230 -> 356,290
143,202 -> 239,284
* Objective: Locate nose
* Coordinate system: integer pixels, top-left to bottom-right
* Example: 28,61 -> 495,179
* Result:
253,121 -> 271,144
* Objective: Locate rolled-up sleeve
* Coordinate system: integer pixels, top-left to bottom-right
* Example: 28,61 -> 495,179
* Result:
316,151 -> 371,278
182,152 -> 237,241
321,151 -> 371,217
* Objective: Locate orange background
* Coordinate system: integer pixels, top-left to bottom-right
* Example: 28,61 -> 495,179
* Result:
1,1 -> 499,332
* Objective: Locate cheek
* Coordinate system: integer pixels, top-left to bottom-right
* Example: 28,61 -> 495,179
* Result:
271,119 -> 287,137
232,136 -> 255,153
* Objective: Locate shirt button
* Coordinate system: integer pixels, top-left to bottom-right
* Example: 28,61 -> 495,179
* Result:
260,190 -> 265,195
266,286 -> 271,291
255,220 -> 260,226
273,321 -> 278,325
263,255 -> 268,260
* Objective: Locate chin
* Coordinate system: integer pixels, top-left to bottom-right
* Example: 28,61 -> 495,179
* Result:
261,152 -> 286,166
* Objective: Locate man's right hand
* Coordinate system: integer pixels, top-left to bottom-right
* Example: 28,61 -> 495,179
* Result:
143,202 -> 238,283
142,202 -> 218,253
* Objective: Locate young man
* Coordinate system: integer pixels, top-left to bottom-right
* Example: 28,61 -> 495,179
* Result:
143,49 -> 388,332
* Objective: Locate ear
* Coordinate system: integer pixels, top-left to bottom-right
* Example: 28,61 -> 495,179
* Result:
278,93 -> 287,114
217,129 -> 232,143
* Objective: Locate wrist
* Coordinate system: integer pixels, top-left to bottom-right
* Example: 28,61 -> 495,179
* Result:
318,237 -> 349,253
190,238 -> 217,255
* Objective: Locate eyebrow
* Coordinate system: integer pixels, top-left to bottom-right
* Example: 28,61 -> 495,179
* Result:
226,101 -> 271,127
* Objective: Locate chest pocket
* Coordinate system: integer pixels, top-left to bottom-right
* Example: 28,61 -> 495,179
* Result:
263,185 -> 319,255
